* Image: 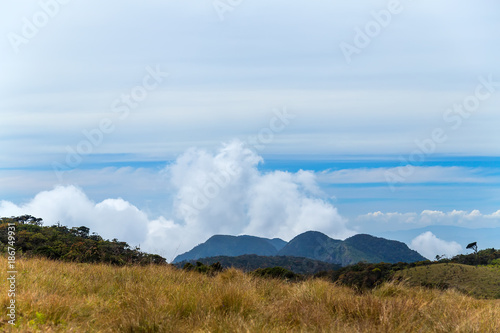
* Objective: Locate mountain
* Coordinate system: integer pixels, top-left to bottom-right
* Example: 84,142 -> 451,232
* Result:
174,231 -> 426,266
266,238 -> 288,251
174,254 -> 341,275
277,231 -> 342,262
278,232 -> 426,266
343,234 -> 426,264
173,235 -> 286,263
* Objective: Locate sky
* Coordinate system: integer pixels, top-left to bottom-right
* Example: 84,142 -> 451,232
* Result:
1,0 -> 499,261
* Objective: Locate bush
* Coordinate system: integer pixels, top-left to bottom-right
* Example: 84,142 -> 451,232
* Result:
252,266 -> 300,281
182,261 -> 224,276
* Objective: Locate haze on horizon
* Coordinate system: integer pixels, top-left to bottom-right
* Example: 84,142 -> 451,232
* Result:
1,0 -> 499,261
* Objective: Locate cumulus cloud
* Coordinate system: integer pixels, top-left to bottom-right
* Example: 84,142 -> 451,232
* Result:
360,211 -> 418,224
410,232 -> 462,260
0,186 -> 150,245
0,141 -> 354,261
160,140 -> 354,248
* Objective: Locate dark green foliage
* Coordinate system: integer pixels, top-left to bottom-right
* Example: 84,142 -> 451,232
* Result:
10,215 -> 43,226
449,248 -> 500,266
252,266 -> 300,281
182,261 -> 224,276
315,260 -> 433,291
316,248 -> 500,293
329,262 -> 396,290
0,216 -> 166,266
175,254 -> 341,275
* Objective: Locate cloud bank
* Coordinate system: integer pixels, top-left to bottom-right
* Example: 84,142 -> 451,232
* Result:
359,209 -> 500,228
410,231 -> 462,260
0,141 -> 354,261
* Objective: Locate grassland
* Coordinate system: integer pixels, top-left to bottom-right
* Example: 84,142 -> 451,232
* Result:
395,263 -> 500,299
1,257 -> 499,332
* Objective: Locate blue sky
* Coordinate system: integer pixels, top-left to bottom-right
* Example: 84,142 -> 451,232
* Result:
1,1 -> 499,260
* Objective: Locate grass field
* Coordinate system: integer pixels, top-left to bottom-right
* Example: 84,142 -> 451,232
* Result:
395,263 -> 500,299
1,257 -> 499,332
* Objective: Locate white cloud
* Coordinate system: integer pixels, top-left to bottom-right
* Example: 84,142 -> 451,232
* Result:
410,232 -> 462,260
486,210 -> 500,218
164,140 -> 354,241
0,141 -> 354,261
0,186 -> 149,245
359,211 -> 418,224
358,209 -> 500,229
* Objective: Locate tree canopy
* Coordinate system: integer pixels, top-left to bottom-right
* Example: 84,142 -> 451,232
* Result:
0,215 -> 166,266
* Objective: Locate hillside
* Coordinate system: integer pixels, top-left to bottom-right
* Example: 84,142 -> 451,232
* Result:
278,231 -> 425,266
175,254 -> 341,274
343,234 -> 426,264
277,231 -> 341,262
1,256 -> 499,332
0,215 -> 165,265
395,263 -> 500,299
173,235 -> 286,263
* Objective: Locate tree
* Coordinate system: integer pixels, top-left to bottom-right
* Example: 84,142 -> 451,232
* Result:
13,215 -> 43,226
466,242 -> 478,265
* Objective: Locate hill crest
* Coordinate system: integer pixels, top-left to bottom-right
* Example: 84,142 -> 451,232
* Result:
175,230 -> 426,265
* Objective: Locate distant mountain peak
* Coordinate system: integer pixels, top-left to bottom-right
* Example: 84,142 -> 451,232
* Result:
174,230 -> 426,266
173,234 -> 286,263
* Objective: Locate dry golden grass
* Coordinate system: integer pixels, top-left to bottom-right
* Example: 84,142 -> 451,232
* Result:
1,256 -> 499,332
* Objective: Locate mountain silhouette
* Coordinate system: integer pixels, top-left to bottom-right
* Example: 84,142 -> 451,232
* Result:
174,231 -> 426,265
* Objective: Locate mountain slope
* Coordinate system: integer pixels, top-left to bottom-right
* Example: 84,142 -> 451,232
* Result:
173,235 -> 285,263
277,231 -> 342,262
344,234 -> 426,264
278,231 -> 426,266
174,231 -> 427,266
266,238 -> 288,251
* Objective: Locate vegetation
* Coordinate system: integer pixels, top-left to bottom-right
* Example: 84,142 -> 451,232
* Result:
1,215 -> 499,331
1,256 -> 499,332
314,249 -> 500,297
175,254 -> 341,274
395,263 -> 500,299
445,248 -> 500,266
278,231 -> 426,266
182,261 -> 224,276
251,266 -> 300,280
0,215 -> 166,265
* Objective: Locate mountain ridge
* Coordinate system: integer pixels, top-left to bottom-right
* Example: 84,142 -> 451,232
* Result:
174,231 -> 426,265
173,234 -> 286,263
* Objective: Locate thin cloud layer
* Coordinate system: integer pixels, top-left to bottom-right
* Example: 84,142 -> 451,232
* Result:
317,166 -> 500,184
359,209 -> 500,228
